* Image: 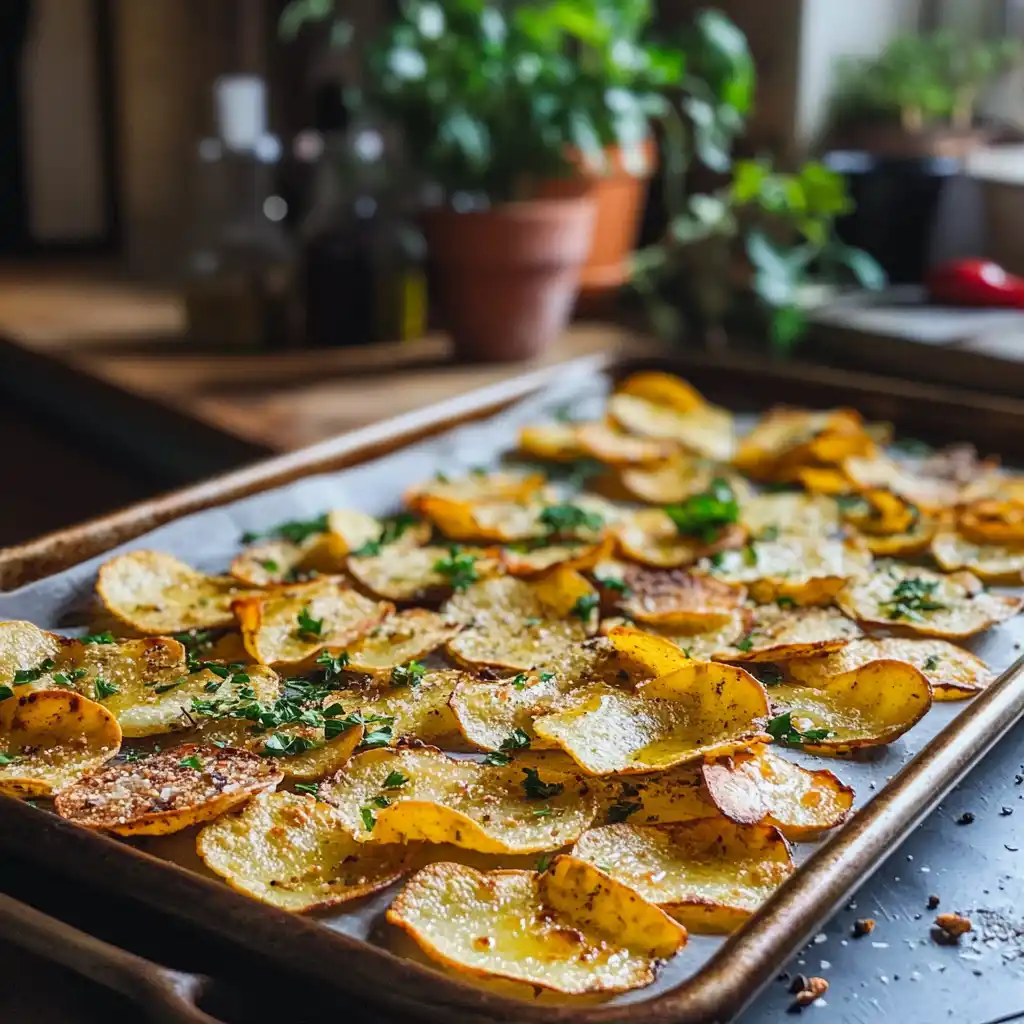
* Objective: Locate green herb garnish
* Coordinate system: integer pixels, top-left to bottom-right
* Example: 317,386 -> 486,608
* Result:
242,513 -> 328,546
294,782 -> 320,796
766,712 -> 831,748
735,633 -> 756,653
79,631 -> 116,645
511,673 -> 528,690
261,559 -> 280,573
922,655 -> 941,672
539,671 -> 555,682
390,660 -> 426,688
0,686 -> 13,702
296,606 -> 324,640
316,649 -> 349,684
383,770 -> 409,789
570,594 -> 600,621
94,678 -> 119,700
607,800 -> 642,823
433,546 -> 480,592
536,853 -> 554,871
484,728 -> 532,767
776,596 -> 797,609
0,753 -> 20,766
521,767 -> 564,800
538,503 -> 603,535
881,577 -> 947,622
360,806 -> 377,830
179,755 -> 204,770
13,658 -> 55,684
595,576 -> 631,596
664,479 -> 739,542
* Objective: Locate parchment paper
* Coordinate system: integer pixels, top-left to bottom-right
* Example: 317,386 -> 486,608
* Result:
1,363 -> 1020,1006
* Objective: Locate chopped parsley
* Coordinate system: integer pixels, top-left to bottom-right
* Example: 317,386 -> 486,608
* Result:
79,631 -> 116,645
94,677 -> 120,700
538,503 -> 603,535
595,575 -> 631,596
521,767 -> 564,800
316,650 -> 349,684
294,782 -> 320,796
0,752 -> 20,766
358,719 -> 395,750
390,660 -> 426,688
360,806 -> 377,830
372,795 -> 392,808
742,544 -> 759,567
433,547 -> 480,592
172,629 -> 223,670
511,673 -> 529,690
261,559 -> 280,573
708,551 -> 729,570
536,853 -> 554,872
922,654 -> 941,672
0,686 -> 13,702
533,807 -> 554,818
296,606 -> 324,641
383,770 -> 409,789
13,658 -> 55,684
664,479 -> 739,541
570,594 -> 600,621
607,800 -> 642,823
539,671 -> 555,682
735,632 -> 757,653
53,668 -> 87,688
753,665 -> 784,686
880,577 -> 947,622
120,747 -> 147,763
776,596 -> 797,609
241,513 -> 328,546
766,712 -> 831,748
381,513 -> 419,545
179,754 -> 204,770
484,728 -> 532,766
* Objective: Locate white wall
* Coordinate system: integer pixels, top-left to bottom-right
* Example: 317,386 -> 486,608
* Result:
20,0 -> 105,241
796,0 -> 923,148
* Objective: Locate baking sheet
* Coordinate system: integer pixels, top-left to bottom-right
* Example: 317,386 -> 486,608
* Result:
1,361 -> 1020,1007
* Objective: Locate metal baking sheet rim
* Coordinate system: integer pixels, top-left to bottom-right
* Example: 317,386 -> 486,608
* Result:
1,351 -> 1024,1023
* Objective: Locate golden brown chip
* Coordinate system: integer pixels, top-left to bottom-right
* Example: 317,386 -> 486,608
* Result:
97,551 -> 252,634
616,509 -> 746,569
534,662 -> 769,775
608,393 -> 735,461
575,421 -> 676,465
0,690 -> 121,797
701,744 -> 854,839
616,371 -> 708,413
932,531 -> 1024,585
233,577 -> 392,668
325,508 -> 390,554
419,498 -> 548,544
501,536 -> 613,578
958,499 -> 1024,545
572,820 -> 794,932
320,747 -> 598,853
740,493 -> 841,539
230,534 -> 338,587
196,791 -> 411,911
405,470 -> 546,511
615,454 -> 718,505
767,661 -> 932,755
518,422 -> 584,461
347,545 -> 500,603
699,535 -> 873,606
837,563 -> 1022,639
345,610 -> 461,672
713,605 -> 862,663
0,620 -> 62,687
787,637 -> 991,701
386,858 -> 686,994
618,567 -> 746,630
595,766 -> 724,827
54,743 -> 281,834
843,455 -> 961,512
444,570 -> 599,671
602,614 -> 750,662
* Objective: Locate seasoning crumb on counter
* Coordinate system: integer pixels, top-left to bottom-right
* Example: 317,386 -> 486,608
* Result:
852,918 -> 875,937
1001,806 -> 1014,816
788,976 -> 829,1012
956,811 -> 975,825
927,894 -> 941,909
933,913 -> 973,942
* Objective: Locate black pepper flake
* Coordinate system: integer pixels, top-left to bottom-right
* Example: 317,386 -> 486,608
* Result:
956,811 -> 975,825
1006,844 -> 1019,852
927,894 -> 940,909
1001,806 -> 1014,816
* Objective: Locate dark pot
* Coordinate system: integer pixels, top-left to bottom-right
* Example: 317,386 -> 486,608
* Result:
823,150 -> 963,286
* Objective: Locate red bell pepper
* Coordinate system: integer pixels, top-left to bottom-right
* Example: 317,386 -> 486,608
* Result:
927,259 -> 1024,308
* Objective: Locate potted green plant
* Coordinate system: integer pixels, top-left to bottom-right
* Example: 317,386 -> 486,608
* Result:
632,158 -> 885,352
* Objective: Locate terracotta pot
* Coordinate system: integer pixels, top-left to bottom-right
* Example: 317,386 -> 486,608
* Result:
423,198 -> 595,363
537,142 -> 656,310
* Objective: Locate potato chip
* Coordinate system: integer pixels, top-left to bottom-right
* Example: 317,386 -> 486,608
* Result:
196,791 -> 411,912
97,551 -> 252,634
958,499 -> 1024,545
616,371 -> 707,413
54,743 -> 282,835
740,493 -> 841,539
419,497 -> 548,544
933,531 -> 1024,585
326,508 -> 390,555
604,625 -> 698,680
345,610 -> 461,672
794,466 -> 853,495
347,545 -> 500,603
843,455 -> 961,511
767,661 -> 932,755
608,393 -> 735,461
700,535 -> 872,606
233,577 -> 392,668
320,747 -> 598,853
616,454 -> 718,505
386,858 -> 686,994
518,422 -> 584,461
603,614 -> 750,662
575,421 -> 676,465
596,766 -> 724,826
500,536 -> 612,578
0,621 -> 62,687
534,662 -> 769,775
444,570 -> 599,671
572,820 -> 794,932
837,563 -> 1021,639
701,744 -> 854,839
230,534 -> 339,587
713,605 -> 861,663
0,690 -> 121,797
406,470 -> 546,510
338,669 -> 468,747
618,567 -> 746,630
787,636 -> 990,701
616,509 -> 747,569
